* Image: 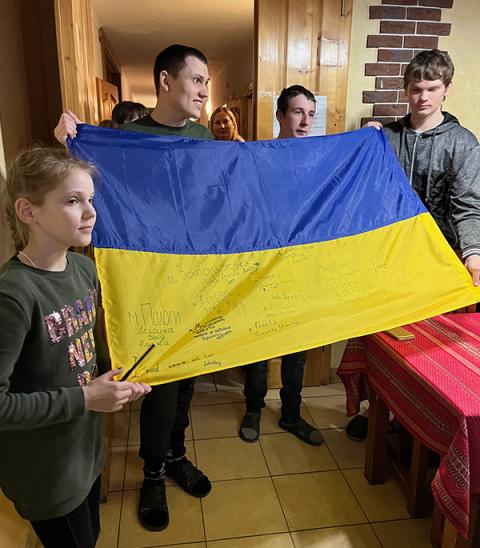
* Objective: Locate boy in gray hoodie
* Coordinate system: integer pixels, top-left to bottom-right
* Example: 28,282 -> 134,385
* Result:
347,49 -> 480,441
383,50 -> 480,271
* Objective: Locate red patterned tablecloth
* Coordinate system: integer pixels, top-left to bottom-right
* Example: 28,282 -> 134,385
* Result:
337,313 -> 480,539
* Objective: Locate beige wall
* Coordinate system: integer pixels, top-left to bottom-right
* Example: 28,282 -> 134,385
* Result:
121,72 -> 134,102
345,0 -> 480,138
345,0 -> 380,131
210,42 -> 254,112
131,89 -> 155,107
91,8 -> 137,105
439,0 -> 480,138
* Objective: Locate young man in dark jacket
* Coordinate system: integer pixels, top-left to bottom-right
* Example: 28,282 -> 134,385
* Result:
239,86 -> 324,447
346,49 -> 480,441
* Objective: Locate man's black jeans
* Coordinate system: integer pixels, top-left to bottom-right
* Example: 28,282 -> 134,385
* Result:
244,351 -> 306,422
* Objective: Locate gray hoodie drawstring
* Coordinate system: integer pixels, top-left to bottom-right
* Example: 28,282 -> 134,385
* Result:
425,128 -> 438,205
399,125 -> 406,171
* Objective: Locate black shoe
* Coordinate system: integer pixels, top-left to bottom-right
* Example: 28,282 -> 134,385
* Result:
239,411 -> 261,443
138,479 -> 169,531
165,457 -> 211,498
346,415 -> 368,441
279,417 -> 324,446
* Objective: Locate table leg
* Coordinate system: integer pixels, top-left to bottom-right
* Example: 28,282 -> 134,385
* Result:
431,503 -> 445,548
365,386 -> 389,484
441,495 -> 479,548
407,437 -> 430,517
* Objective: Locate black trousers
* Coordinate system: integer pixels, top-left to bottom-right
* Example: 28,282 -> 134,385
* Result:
244,351 -> 306,422
139,377 -> 196,470
30,475 -> 101,548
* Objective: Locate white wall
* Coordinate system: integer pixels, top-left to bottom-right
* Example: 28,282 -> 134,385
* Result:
210,41 -> 254,112
345,0 -> 480,137
345,0 -> 381,131
438,0 -> 480,138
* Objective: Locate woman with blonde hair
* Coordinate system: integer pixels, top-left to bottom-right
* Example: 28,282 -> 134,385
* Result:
209,106 -> 245,142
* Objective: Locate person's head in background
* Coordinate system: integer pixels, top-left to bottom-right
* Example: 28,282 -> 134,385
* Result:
403,49 -> 453,126
111,101 -> 149,128
152,44 -> 209,126
276,85 -> 316,139
209,106 -> 244,141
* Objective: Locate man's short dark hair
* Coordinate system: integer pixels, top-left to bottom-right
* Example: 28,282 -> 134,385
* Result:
404,49 -> 454,90
276,85 -> 316,116
153,44 -> 208,95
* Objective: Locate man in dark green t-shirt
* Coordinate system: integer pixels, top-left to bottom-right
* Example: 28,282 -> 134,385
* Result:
120,44 -> 212,140
55,44 -> 213,533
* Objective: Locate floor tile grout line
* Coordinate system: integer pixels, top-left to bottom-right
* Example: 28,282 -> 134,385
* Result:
192,390 -> 347,399
190,531 -> 295,546
269,473 -> 293,534
258,434 -> 299,537
271,467 -> 375,536
187,425 -> 350,443
258,432 -> 274,479
320,429 -> 344,471
113,409 -> 134,548
371,520 -> 387,548
340,466 -> 422,528
122,411 -> 134,491
108,389 -> 429,547
106,461 -> 423,546
365,522 -> 385,548
114,486 -> 126,548
123,428 -> 365,448
190,391 -> 346,407
338,466 -> 371,531
190,427 -> 208,544
112,432 -> 366,492
204,522 -> 291,544
112,466 -> 367,494
201,519 -> 386,544
199,497 -> 207,546
140,542 -> 203,547
113,381 -> 350,546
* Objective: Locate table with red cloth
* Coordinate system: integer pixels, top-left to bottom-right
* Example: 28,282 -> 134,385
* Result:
337,313 -> 480,541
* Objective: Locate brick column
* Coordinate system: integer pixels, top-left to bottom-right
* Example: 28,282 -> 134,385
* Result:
362,0 -> 453,126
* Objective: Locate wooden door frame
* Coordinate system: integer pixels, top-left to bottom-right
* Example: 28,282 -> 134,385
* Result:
96,77 -> 119,121
99,27 -> 122,100
253,0 -> 352,140
54,0 -> 98,123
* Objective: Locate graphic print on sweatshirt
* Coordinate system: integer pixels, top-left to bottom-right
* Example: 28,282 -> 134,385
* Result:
43,288 -> 98,386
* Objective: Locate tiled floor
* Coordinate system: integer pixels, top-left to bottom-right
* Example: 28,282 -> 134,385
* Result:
98,369 -> 433,548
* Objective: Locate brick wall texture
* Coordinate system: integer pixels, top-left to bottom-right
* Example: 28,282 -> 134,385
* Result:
362,0 -> 453,126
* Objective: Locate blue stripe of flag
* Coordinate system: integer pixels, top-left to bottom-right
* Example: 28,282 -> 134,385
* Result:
70,125 -> 425,255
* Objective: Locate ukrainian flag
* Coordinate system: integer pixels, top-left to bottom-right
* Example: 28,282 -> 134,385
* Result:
70,125 -> 478,385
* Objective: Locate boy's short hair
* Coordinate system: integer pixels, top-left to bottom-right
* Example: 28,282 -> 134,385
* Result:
276,85 -> 316,116
404,49 -> 454,90
153,44 -> 208,95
